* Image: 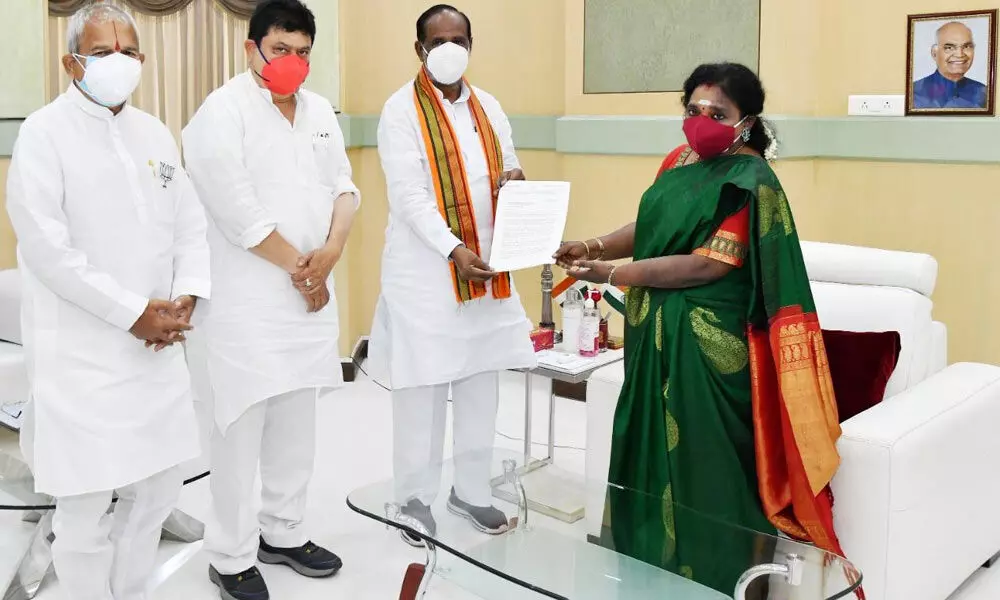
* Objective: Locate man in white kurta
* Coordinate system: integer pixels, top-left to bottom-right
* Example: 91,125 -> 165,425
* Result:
369,5 -> 536,543
5,6 -> 209,599
181,2 -> 358,596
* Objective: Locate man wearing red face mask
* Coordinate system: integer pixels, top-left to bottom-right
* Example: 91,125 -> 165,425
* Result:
182,1 -> 358,598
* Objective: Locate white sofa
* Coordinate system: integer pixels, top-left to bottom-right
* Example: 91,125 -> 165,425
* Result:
585,241 -> 1000,600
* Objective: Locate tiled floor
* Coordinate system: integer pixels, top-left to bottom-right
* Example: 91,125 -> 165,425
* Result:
3,370 -> 999,599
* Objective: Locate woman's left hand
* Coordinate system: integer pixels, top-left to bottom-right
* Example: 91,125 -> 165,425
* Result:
569,260 -> 614,283
291,246 -> 342,295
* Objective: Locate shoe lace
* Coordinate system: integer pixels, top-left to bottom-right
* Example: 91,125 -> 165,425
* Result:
236,567 -> 260,582
302,541 -> 318,554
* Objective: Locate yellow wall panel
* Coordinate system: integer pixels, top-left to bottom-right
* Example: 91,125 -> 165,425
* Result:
341,0 -> 565,116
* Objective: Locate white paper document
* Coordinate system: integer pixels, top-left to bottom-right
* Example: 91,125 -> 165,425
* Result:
489,180 -> 570,272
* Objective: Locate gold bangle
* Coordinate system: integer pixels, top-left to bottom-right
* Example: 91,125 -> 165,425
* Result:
581,240 -> 592,260
608,264 -> 619,286
594,237 -> 606,260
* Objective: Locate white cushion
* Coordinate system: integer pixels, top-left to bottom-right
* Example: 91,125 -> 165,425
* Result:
0,269 -> 22,345
810,281 -> 933,397
801,241 -> 938,298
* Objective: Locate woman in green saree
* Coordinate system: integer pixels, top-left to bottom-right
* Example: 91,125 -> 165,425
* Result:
556,64 -> 852,597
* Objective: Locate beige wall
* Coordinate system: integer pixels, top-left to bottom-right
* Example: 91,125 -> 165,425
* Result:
4,0 -> 1000,365
333,0 -> 1000,365
341,0 -> 565,115
817,0 -> 1000,115
0,0 -> 46,118
806,1 -> 1000,363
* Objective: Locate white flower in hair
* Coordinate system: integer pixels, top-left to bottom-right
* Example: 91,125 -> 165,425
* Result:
762,120 -> 778,162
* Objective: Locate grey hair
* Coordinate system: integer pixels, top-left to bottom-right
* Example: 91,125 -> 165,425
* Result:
935,21 -> 974,44
66,3 -> 139,55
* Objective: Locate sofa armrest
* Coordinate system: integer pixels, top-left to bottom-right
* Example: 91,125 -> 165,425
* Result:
929,321 -> 947,376
832,362 -> 1000,600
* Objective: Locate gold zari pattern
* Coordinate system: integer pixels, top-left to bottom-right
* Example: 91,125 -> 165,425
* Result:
626,287 -> 651,327
655,307 -> 663,351
689,307 -> 749,374
662,483 -> 676,562
663,380 -> 679,452
693,230 -> 747,267
758,184 -> 793,237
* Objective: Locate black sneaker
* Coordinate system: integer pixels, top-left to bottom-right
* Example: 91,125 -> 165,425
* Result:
208,565 -> 269,600
399,498 -> 437,547
257,537 -> 343,578
446,488 -> 510,535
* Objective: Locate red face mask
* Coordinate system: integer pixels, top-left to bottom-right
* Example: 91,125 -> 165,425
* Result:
258,47 -> 309,95
682,115 -> 742,159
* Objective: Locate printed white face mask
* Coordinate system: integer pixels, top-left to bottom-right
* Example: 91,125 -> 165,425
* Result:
74,52 -> 143,108
423,42 -> 469,85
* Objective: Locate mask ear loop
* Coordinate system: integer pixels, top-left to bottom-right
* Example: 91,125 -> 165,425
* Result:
255,44 -> 272,83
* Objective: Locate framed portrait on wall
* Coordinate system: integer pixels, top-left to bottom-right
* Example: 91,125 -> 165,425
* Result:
906,9 -> 997,116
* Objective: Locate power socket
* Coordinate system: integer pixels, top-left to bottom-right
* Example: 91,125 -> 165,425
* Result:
848,95 -> 905,116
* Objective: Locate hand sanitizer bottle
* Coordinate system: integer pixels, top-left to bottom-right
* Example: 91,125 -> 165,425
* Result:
579,294 -> 600,358
561,288 -> 584,353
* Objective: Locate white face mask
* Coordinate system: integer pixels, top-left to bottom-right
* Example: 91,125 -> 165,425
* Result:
74,52 -> 143,108
423,42 -> 469,85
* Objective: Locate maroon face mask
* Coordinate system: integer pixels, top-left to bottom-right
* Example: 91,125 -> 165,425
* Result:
682,115 -> 745,158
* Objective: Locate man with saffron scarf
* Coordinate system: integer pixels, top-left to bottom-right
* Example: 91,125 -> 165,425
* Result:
368,4 -> 536,544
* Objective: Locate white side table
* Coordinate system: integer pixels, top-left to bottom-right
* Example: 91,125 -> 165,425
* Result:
493,349 -> 624,523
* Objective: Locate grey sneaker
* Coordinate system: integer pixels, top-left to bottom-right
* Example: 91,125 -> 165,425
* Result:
208,565 -> 269,600
446,488 -> 509,535
399,499 -> 437,547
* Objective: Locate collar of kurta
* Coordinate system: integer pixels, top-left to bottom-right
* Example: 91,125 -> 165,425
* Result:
426,76 -> 472,106
66,82 -> 126,120
243,69 -> 305,107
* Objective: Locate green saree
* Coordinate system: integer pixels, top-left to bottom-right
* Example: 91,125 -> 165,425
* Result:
607,152 -> 846,596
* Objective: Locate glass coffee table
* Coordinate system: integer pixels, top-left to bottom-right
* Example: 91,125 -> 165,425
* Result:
347,447 -> 862,600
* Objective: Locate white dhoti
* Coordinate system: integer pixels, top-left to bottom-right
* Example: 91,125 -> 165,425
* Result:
204,388 -> 317,575
392,371 -> 499,506
51,466 -> 183,600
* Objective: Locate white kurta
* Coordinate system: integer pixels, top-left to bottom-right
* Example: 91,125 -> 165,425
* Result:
5,84 -> 210,497
368,81 -> 537,390
182,72 -> 360,432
